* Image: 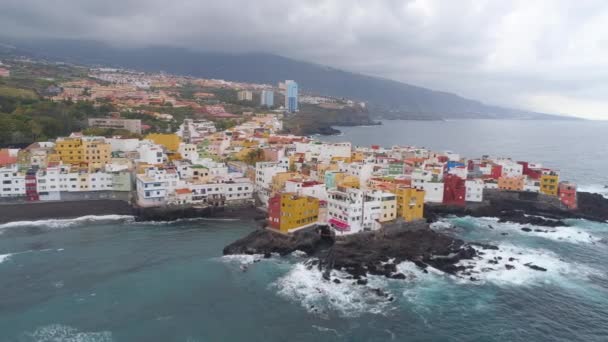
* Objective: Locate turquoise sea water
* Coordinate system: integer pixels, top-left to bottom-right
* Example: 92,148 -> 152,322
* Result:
1,215 -> 607,341
1,120 -> 608,341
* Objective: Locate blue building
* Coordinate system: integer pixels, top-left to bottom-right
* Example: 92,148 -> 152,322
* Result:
261,90 -> 274,107
284,80 -> 298,112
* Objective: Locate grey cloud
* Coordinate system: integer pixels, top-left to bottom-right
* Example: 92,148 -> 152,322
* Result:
1,0 -> 608,118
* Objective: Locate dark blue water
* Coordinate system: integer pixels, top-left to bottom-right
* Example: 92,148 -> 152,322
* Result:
1,120 -> 608,341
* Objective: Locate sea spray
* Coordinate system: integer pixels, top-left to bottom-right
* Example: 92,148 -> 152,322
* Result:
0,215 -> 135,230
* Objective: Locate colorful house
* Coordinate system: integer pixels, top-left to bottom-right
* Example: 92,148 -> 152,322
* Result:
55,138 -> 84,164
559,182 -> 577,209
395,187 -> 425,221
268,193 -> 319,233
540,171 -> 559,196
443,174 -> 466,206
498,176 -> 525,191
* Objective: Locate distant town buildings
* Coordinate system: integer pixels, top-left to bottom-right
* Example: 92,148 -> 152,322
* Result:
0,64 -> 582,239
177,119 -> 217,144
88,118 -> 142,134
260,90 -> 274,107
237,90 -> 253,101
284,80 -> 298,113
0,67 -> 9,78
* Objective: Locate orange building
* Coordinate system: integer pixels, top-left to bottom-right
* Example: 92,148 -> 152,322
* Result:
498,176 -> 525,191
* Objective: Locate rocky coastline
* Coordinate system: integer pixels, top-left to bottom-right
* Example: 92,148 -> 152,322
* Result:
424,191 -> 608,227
224,221 -> 480,282
223,191 -> 608,282
0,200 -> 266,224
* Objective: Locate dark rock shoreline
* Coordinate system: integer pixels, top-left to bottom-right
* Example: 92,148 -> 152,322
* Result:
0,200 -> 266,224
223,221 -> 480,281
425,191 -> 608,227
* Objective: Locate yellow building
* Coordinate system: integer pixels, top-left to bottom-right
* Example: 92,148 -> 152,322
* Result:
82,139 -> 111,170
540,173 -> 559,196
55,138 -> 83,164
369,191 -> 397,223
395,187 -> 425,222
145,133 -> 181,152
269,193 -> 319,233
271,172 -> 300,194
336,174 -> 360,189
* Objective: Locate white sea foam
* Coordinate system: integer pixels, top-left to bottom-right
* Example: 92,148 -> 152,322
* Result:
578,184 -> 608,198
474,217 -> 598,244
220,254 -> 265,265
457,243 -> 591,286
0,253 -> 12,263
312,325 -> 341,336
290,250 -> 308,258
24,324 -> 113,342
273,261 -> 395,317
0,215 -> 135,230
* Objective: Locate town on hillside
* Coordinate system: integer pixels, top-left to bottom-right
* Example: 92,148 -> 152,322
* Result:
0,59 -> 578,235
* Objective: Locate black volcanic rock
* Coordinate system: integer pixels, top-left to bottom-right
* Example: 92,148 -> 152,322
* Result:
425,190 -> 608,226
524,263 -> 547,272
222,227 -> 332,256
224,222 -> 477,280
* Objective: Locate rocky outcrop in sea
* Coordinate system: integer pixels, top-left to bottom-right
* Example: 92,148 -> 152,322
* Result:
223,221 -> 479,281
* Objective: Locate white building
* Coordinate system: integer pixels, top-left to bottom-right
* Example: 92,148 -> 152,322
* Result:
448,166 -> 468,180
465,179 -> 484,202
524,178 -> 541,193
255,161 -> 288,203
495,159 -> 524,178
344,162 -> 375,189
136,167 -> 180,207
284,179 -> 328,201
136,142 -> 166,164
0,165 -> 26,197
107,137 -> 140,152
178,143 -> 199,163
294,141 -> 351,163
327,187 -> 382,235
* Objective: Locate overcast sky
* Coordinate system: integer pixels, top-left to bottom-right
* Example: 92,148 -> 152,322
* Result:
1,0 -> 607,119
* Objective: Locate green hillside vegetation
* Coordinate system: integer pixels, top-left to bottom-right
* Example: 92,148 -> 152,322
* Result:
0,92 -> 116,146
0,85 -> 39,99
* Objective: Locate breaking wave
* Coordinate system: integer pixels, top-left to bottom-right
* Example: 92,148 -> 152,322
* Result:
0,215 -> 135,230
0,253 -> 12,263
578,184 -> 608,198
457,243 -> 591,286
21,324 -> 113,342
438,216 -> 600,244
273,261 -> 396,318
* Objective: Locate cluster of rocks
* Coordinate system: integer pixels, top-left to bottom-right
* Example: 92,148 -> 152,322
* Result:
223,222 -> 479,281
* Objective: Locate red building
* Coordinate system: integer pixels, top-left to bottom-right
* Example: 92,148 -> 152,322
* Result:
518,161 -> 541,179
25,169 -> 39,201
267,194 -> 281,230
558,182 -> 577,209
443,174 -> 466,206
490,165 -> 503,180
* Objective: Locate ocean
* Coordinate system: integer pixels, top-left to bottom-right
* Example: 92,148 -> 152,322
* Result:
1,120 -> 608,341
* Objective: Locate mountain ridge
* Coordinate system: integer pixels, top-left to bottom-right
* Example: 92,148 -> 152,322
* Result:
0,38 -> 576,120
